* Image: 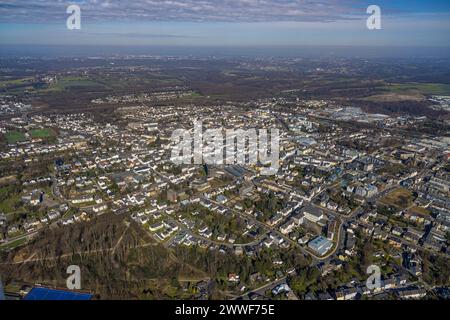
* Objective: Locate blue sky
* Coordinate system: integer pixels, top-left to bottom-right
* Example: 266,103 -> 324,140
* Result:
0,0 -> 449,47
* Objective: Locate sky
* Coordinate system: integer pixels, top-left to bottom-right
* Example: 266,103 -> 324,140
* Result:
0,0 -> 449,49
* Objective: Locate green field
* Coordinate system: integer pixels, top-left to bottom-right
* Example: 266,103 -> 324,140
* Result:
0,77 -> 34,88
4,128 -> 56,144
30,128 -> 55,138
49,75 -> 183,91
0,237 -> 27,250
0,75 -> 107,94
0,196 -> 21,213
0,185 -> 22,213
1,73 -> 186,96
384,82 -> 450,96
48,76 -> 107,92
5,131 -> 26,144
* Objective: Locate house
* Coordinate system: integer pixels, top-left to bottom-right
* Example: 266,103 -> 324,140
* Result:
70,195 -> 94,204
280,219 -> 296,235
423,238 -> 442,252
94,196 -> 103,204
217,234 -> 226,241
228,273 -> 240,283
396,274 -> 409,286
239,184 -> 254,197
318,292 -> 334,300
303,206 -> 324,223
167,189 -> 178,202
403,227 -> 424,242
0,213 -> 6,226
388,237 -> 402,248
345,235 -> 356,255
382,278 -> 397,290
291,212 -> 304,225
404,210 -> 432,225
149,222 -> 164,232
327,201 -> 338,211
429,176 -> 450,193
355,184 -> 378,198
200,228 -> 212,239
298,235 -> 310,245
286,267 -> 297,276
391,227 -> 404,237
93,204 -> 107,213
359,285 -> 372,296
7,225 -> 19,236
327,220 -> 338,240
216,194 -> 228,204
46,210 -> 60,220
334,287 -> 358,300
272,283 -> 290,296
137,216 -> 149,225
267,214 -> 283,226
373,227 -> 385,240
397,288 -> 427,299
234,246 -> 244,256
249,272 -> 262,283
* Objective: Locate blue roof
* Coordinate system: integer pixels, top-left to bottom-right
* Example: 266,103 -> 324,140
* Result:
308,236 -> 333,256
24,287 -> 93,300
309,236 -> 329,247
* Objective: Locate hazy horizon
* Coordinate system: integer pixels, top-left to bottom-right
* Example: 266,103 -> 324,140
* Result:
1,44 -> 450,59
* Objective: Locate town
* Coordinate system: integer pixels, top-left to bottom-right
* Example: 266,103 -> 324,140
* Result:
0,56 -> 449,300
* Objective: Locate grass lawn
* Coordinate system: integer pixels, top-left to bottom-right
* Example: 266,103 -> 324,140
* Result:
0,197 -> 19,213
0,76 -> 34,88
0,193 -> 22,213
0,185 -> 23,213
5,131 -> 26,144
0,237 -> 27,251
384,82 -> 450,96
43,76 -> 108,92
380,188 -> 414,209
30,128 -> 55,139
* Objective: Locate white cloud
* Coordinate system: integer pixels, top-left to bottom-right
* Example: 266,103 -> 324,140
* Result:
0,0 -> 362,23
